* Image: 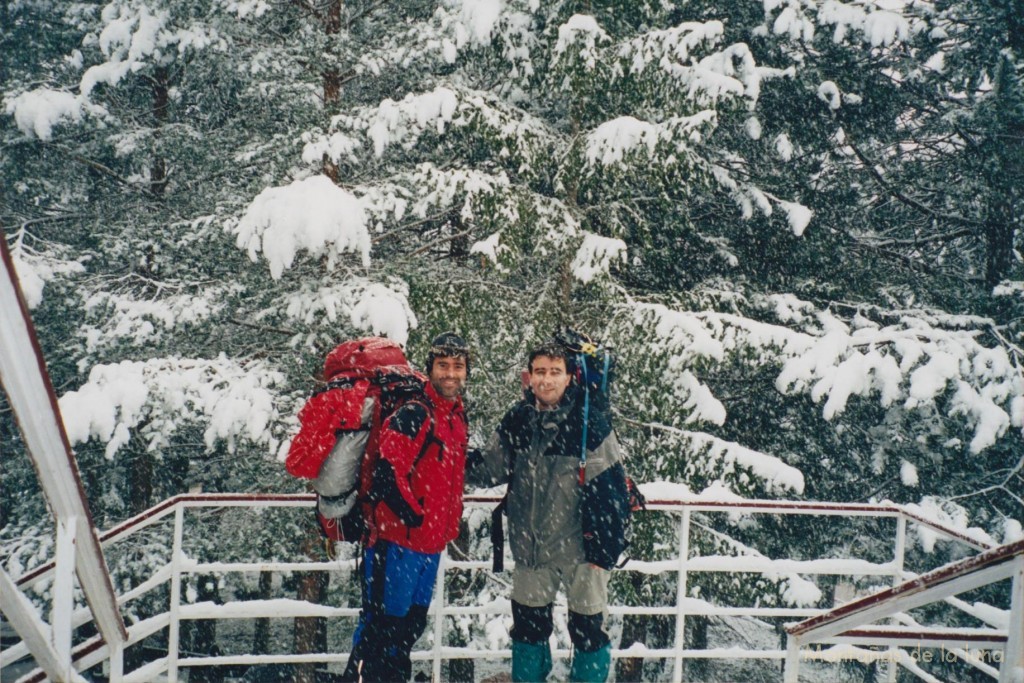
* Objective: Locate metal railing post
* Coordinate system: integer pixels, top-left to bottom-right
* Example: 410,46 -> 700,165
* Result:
672,507 -> 691,683
886,515 -> 907,683
52,516 -> 78,681
432,549 -> 447,682
167,504 -> 185,682
1000,555 -> 1024,683
783,635 -> 800,683
109,640 -> 124,683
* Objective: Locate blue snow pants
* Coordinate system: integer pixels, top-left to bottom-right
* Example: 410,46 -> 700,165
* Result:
342,540 -> 440,682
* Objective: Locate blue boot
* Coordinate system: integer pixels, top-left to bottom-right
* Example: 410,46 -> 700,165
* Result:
512,639 -> 552,682
569,644 -> 611,683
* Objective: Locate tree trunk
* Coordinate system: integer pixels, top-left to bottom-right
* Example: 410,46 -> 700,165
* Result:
615,615 -> 645,682
151,66 -> 169,195
128,450 -> 153,515
323,0 -> 342,105
253,571 -> 274,655
322,0 -> 343,180
685,615 -> 709,681
294,532 -> 329,683
187,575 -> 224,683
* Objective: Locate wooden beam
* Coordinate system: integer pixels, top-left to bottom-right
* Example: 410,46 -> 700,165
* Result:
0,232 -> 127,651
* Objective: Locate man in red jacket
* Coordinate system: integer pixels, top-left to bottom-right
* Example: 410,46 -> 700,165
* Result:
343,332 -> 470,682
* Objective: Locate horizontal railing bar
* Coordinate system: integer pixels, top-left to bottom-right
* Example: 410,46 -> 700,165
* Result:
124,656 -> 169,683
828,635 -> 1006,649
788,539 -> 1024,640
183,560 -> 357,573
173,647 -> 793,667
899,509 -> 995,551
177,653 -> 351,667
165,602 -> 825,621
176,557 -> 897,581
178,600 -> 358,620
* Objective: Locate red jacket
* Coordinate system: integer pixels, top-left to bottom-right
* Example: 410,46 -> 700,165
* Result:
369,381 -> 468,554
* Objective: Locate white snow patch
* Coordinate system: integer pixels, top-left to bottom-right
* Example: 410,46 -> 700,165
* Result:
775,133 -> 794,161
6,89 -> 87,140
59,357 -> 285,457
779,200 -> 812,236
818,81 -> 842,110
899,459 -> 918,487
570,233 -> 627,284
233,175 -> 369,279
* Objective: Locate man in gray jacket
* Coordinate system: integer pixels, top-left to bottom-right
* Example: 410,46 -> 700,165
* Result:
472,339 -> 629,682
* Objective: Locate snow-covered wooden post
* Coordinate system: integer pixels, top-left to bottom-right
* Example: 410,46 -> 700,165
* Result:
167,504 -> 186,682
1002,555 -> 1024,683
671,507 -> 691,683
52,516 -> 78,677
432,550 -> 448,682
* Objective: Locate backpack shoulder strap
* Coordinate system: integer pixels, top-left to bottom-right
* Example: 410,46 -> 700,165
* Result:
407,399 -> 442,466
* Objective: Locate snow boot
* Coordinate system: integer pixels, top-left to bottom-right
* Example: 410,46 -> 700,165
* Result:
511,639 -> 552,682
569,644 -> 611,683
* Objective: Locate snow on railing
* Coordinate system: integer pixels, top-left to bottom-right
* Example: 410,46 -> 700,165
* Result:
783,538 -> 1024,683
5,492 -> 1014,683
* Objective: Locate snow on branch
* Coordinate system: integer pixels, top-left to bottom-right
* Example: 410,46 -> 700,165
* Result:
570,232 -> 627,284
6,232 -> 86,308
4,89 -> 100,141
819,2 -> 910,47
762,0 -> 918,48
695,522 -> 822,606
639,420 -> 806,496
58,356 -> 287,458
616,20 -> 726,73
774,308 -> 1023,453
81,1 -> 222,96
612,20 -> 780,110
356,164 -> 579,267
553,14 -> 611,71
358,163 -> 511,229
582,112 -> 718,170
900,497 -> 999,552
273,277 -> 417,346
631,296 -> 1023,456
232,175 -> 370,279
79,285 -> 239,355
327,85 -> 555,173
710,161 -> 813,234
636,300 -> 816,367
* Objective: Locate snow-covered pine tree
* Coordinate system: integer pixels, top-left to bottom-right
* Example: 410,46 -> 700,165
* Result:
3,0 -> 1021,680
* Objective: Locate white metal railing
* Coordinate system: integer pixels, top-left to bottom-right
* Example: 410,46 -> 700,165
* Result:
6,492 -> 1016,683
1,230 -> 126,683
783,538 -> 1024,683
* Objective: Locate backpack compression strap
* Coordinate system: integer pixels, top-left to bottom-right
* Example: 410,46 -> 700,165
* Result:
576,348 -> 612,486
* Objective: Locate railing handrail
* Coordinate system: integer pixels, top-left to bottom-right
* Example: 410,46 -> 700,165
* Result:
13,492 -> 991,589
782,539 -> 1023,683
787,538 -> 1024,639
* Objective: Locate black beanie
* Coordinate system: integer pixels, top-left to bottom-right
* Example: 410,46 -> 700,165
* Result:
426,332 -> 471,375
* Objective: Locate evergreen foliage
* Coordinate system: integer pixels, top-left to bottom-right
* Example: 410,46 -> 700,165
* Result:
2,0 -> 1021,678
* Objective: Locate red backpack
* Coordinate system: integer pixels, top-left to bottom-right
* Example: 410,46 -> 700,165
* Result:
285,337 -> 429,542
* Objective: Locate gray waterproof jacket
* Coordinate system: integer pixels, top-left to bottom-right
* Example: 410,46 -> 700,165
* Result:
475,385 -> 622,569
